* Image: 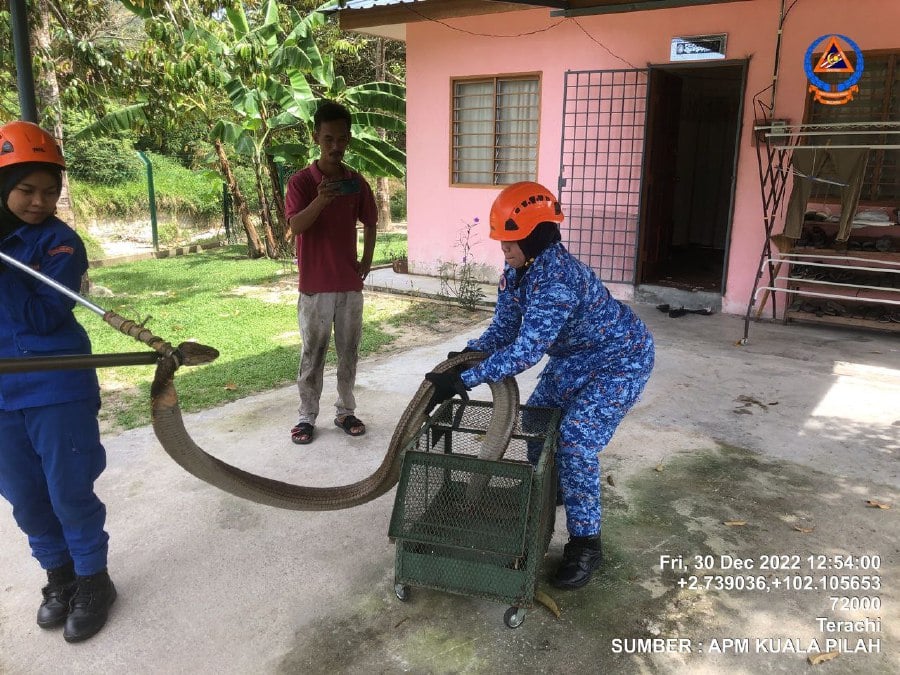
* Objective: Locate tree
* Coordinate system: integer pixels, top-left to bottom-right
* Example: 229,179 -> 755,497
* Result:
1,1 -> 131,227
3,0 -> 407,259
77,2 -> 270,256
211,1 -> 405,256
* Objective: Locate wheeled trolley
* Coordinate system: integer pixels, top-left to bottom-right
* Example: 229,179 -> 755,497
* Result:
388,400 -> 560,628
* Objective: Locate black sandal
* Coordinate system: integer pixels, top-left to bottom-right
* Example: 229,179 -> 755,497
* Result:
334,415 -> 366,437
291,422 -> 314,445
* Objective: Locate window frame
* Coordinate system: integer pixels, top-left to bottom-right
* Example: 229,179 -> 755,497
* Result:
450,72 -> 542,187
801,48 -> 900,205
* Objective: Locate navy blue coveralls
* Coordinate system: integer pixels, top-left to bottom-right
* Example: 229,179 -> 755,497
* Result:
460,242 -> 654,538
0,217 -> 109,576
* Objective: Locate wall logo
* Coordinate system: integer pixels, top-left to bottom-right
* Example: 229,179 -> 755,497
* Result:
805,34 -> 864,105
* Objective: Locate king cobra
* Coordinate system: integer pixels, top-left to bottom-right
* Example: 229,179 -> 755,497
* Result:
149,343 -> 519,511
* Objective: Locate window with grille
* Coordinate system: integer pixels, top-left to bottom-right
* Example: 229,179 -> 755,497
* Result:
452,75 -> 540,185
803,50 -> 900,203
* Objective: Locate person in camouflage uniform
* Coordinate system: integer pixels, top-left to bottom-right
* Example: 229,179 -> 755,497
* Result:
426,181 -> 654,589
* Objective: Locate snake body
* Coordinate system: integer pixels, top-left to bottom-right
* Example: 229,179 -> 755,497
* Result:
148,348 -> 519,511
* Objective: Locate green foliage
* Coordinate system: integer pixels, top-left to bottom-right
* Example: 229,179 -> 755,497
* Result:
135,116 -> 211,168
1,0 -> 407,259
155,221 -> 182,247
64,134 -> 143,184
64,108 -> 141,183
68,152 -> 222,222
389,184 -> 406,221
361,232 -> 406,266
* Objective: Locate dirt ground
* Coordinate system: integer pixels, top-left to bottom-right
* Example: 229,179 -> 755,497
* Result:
0,303 -> 897,674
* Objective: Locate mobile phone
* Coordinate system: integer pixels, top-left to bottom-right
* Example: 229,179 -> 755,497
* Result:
330,178 -> 359,195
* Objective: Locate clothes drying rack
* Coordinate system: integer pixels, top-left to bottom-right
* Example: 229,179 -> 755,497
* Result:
740,102 -> 900,343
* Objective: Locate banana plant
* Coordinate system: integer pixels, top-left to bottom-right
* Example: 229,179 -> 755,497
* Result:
77,0 -> 405,259
74,4 -> 270,257
209,0 -> 406,256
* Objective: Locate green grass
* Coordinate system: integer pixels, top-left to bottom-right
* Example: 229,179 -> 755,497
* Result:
79,243 -> 479,431
362,230 -> 406,266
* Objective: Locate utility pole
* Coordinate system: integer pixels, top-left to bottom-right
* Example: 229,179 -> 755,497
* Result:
9,0 -> 38,122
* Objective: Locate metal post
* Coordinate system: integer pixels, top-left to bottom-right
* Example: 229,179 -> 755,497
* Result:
0,352 -> 159,374
137,151 -> 159,251
9,0 -> 38,122
222,182 -> 231,240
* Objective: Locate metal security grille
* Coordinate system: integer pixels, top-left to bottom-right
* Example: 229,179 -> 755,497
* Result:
558,69 -> 649,283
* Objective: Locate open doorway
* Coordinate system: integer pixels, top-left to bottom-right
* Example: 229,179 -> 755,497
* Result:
638,63 -> 744,293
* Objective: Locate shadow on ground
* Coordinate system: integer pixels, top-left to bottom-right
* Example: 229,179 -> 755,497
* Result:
276,444 -> 898,675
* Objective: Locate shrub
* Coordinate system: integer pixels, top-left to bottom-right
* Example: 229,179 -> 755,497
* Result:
389,184 -> 406,221
69,151 -> 222,223
64,135 -> 143,185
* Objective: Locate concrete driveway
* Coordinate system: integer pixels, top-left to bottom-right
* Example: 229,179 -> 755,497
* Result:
1,300 -> 898,674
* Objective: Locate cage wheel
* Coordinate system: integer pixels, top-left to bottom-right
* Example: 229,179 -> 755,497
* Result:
504,606 -> 526,629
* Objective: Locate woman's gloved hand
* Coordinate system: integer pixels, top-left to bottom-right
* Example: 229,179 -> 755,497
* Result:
424,371 -> 469,412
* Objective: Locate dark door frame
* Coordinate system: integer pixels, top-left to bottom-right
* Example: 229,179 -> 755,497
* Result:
637,59 -> 749,294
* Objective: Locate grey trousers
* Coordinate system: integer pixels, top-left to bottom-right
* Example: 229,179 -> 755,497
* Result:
296,291 -> 364,425
783,148 -> 869,242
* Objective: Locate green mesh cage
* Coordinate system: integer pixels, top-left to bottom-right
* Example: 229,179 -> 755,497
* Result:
389,400 -> 560,607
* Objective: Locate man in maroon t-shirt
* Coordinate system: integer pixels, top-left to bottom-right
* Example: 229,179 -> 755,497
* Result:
284,101 -> 377,445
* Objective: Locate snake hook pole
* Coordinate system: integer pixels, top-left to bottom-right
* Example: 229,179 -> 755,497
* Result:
0,249 -> 108,316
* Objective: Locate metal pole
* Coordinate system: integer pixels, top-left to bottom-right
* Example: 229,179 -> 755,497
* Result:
9,0 -> 38,122
0,352 -> 159,374
137,151 -> 159,251
223,182 -> 231,240
0,249 -> 108,316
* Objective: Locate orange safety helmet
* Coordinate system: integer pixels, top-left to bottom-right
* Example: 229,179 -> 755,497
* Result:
489,181 -> 563,242
0,121 -> 66,171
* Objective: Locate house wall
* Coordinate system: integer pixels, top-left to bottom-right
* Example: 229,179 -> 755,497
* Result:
404,0 -> 899,314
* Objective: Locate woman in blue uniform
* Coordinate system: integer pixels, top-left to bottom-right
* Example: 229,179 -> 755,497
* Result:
0,121 -> 116,641
427,181 -> 655,589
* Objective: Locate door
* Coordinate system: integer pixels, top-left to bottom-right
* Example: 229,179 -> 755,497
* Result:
638,69 -> 682,282
638,63 -> 745,292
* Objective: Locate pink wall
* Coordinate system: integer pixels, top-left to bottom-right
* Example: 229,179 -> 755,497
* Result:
404,0 -> 899,314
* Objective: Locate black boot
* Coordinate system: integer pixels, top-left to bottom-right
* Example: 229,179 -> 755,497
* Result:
551,535 -> 603,589
37,562 -> 77,628
63,570 -> 117,643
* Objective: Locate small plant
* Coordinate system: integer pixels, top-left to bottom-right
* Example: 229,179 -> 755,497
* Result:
439,218 -> 486,311
388,245 -> 409,273
157,221 -> 182,247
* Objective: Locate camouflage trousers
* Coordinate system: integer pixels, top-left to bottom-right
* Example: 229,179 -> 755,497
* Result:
526,337 -> 654,537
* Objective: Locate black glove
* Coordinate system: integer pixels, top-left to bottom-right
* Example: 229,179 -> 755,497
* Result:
424,371 -> 469,412
446,346 -> 475,359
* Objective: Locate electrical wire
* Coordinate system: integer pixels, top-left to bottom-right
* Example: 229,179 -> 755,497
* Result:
405,5 -> 566,37
404,6 -> 635,68
572,18 -> 636,69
